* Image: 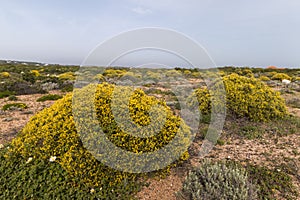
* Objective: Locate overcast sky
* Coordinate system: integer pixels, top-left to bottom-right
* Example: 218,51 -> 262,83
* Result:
0,0 -> 299,68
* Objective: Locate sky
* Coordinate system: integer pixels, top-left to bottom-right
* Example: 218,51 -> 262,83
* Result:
0,0 -> 300,68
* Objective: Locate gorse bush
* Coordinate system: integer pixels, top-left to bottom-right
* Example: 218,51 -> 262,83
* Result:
30,70 -> 40,77
259,75 -> 270,81
4,82 -> 191,198
58,72 -> 76,80
103,69 -> 127,79
0,71 -> 10,78
188,73 -> 288,122
182,159 -> 258,200
271,73 -> 292,81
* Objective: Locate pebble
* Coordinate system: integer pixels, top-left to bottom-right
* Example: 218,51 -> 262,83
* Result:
3,117 -> 13,122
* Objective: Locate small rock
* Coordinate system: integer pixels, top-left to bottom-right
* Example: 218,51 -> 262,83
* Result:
3,117 -> 13,122
22,111 -> 34,115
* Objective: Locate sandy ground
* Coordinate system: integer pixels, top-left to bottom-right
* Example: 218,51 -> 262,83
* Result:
0,90 -> 66,145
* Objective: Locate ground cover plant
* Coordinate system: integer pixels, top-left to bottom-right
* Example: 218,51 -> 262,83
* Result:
36,94 -> 63,102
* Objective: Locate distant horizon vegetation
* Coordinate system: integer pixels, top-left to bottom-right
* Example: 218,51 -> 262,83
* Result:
1,59 -> 299,69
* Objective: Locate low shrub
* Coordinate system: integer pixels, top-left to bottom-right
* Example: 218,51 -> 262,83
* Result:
36,94 -> 63,102
259,75 -> 270,81
165,69 -> 182,77
30,70 -> 40,77
271,73 -> 292,81
246,164 -> 298,199
0,90 -> 14,99
2,103 -> 28,111
103,69 -> 127,79
181,159 -> 258,200
0,72 -> 10,78
5,83 -> 191,198
0,149 -> 137,199
188,73 -> 288,122
58,72 -> 76,80
8,95 -> 18,101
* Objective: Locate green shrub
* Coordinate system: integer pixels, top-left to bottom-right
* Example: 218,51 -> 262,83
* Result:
8,95 -> 18,101
0,148 -> 136,199
22,71 -> 36,84
0,90 -> 14,99
181,159 -> 258,200
188,73 -> 288,122
246,164 -> 298,199
2,103 -> 28,111
36,94 -> 63,102
271,73 -> 291,81
6,83 -> 191,198
239,125 -> 263,139
61,84 -> 74,92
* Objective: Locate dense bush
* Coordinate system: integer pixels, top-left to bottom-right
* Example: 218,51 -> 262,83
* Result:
103,69 -> 127,79
259,75 -> 270,81
30,69 -> 40,77
58,72 -> 76,80
182,159 -> 257,200
188,73 -> 288,121
36,94 -> 63,102
0,72 -> 10,78
271,73 -> 292,81
4,83 -> 191,198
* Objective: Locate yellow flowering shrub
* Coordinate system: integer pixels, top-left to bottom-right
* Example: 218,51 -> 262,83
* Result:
189,73 -> 288,122
9,83 -> 191,189
0,72 -> 10,78
271,73 -> 291,81
103,69 -> 127,78
30,70 -> 40,77
58,72 -> 76,80
259,75 -> 271,81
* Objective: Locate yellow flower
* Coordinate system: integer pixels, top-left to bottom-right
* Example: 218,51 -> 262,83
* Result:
0,144 -> 4,149
90,188 -> 95,193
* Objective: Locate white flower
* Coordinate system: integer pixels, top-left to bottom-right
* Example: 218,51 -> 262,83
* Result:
90,188 -> 95,193
99,187 -> 102,191
49,156 -> 57,162
0,144 -> 4,149
277,168 -> 281,172
26,157 -> 33,164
